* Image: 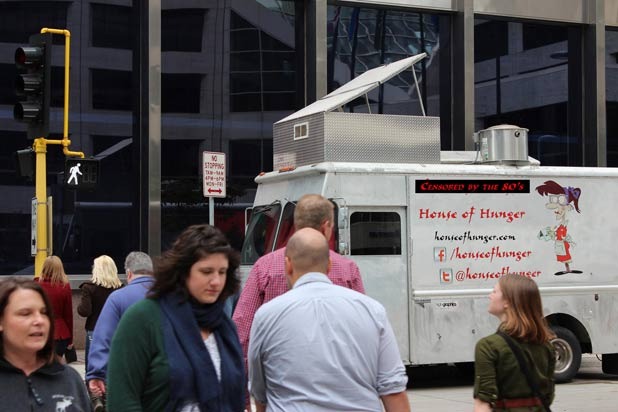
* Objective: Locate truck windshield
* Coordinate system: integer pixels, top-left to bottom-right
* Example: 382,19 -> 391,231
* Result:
241,203 -> 282,265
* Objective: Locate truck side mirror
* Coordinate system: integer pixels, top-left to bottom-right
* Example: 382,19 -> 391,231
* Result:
244,207 -> 253,234
337,206 -> 348,229
337,206 -> 349,255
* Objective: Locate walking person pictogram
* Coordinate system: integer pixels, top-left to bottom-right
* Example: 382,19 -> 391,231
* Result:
68,162 -> 82,185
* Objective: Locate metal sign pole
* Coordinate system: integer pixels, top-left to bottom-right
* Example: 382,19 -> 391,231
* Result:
209,197 -> 214,226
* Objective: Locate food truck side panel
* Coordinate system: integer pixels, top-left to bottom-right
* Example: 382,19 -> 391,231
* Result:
408,172 -> 618,365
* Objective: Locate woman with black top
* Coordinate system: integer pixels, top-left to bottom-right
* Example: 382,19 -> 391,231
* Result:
78,254 -> 123,372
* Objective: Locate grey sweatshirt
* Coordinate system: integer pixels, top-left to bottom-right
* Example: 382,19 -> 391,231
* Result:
0,357 -> 92,411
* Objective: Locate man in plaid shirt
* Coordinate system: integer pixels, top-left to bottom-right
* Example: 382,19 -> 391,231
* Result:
233,194 -> 365,408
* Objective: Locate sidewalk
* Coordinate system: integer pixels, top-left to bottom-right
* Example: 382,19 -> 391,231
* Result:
68,349 -> 86,379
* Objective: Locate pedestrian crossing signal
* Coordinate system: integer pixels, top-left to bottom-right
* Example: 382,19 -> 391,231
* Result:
65,158 -> 99,189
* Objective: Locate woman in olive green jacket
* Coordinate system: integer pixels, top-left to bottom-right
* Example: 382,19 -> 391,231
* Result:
473,274 -> 555,412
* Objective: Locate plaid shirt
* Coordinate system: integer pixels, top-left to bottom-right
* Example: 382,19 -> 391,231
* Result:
232,247 -> 364,362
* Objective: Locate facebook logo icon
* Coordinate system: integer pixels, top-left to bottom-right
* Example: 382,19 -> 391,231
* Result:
433,247 -> 446,262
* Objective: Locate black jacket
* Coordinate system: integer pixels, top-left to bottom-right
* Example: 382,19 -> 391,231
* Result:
78,281 -> 122,331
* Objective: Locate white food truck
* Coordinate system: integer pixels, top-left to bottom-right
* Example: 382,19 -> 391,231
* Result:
239,54 -> 618,382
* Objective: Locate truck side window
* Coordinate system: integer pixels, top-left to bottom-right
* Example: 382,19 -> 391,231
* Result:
274,202 -> 296,250
241,203 -> 282,264
350,212 -> 401,255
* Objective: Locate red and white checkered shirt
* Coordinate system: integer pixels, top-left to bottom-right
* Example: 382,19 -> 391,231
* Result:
232,247 -> 364,362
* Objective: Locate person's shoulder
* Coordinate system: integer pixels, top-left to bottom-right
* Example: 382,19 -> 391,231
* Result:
59,363 -> 84,383
79,281 -> 95,289
108,281 -> 136,297
254,248 -> 284,266
254,288 -> 294,318
340,287 -> 385,312
116,299 -> 158,328
475,332 -> 506,351
124,298 -> 158,316
328,250 -> 359,269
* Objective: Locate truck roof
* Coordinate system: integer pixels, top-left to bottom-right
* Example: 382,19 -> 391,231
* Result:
255,152 -> 618,184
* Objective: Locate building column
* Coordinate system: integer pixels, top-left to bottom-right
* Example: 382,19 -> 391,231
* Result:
584,0 -> 606,166
452,0 -> 475,150
133,0 -> 161,255
305,0 -> 328,104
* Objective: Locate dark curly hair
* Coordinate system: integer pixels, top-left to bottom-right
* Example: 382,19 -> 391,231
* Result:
149,224 -> 240,302
0,277 -> 56,365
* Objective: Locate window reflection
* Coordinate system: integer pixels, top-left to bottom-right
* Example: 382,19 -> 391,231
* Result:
606,29 -> 618,167
161,1 -> 299,252
474,19 -> 582,166
229,11 -> 297,112
91,3 -> 131,49
351,212 -> 401,256
0,1 -> 138,274
327,6 -> 447,117
162,9 -> 205,52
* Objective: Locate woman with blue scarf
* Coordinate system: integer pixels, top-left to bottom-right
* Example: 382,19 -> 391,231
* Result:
106,224 -> 245,411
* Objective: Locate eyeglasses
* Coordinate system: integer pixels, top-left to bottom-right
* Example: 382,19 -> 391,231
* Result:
548,194 -> 568,206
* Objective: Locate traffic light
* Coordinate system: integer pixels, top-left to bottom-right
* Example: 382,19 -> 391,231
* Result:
14,33 -> 52,139
64,158 -> 100,190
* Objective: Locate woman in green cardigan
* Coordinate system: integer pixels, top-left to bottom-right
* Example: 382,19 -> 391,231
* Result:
107,224 -> 244,412
473,274 -> 555,412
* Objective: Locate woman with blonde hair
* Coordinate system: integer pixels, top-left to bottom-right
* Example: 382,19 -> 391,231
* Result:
37,255 -> 74,359
78,255 -> 123,372
474,274 -> 555,412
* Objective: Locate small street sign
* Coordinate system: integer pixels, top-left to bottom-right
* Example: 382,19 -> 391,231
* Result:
203,151 -> 226,198
31,197 -> 37,256
65,158 -> 99,190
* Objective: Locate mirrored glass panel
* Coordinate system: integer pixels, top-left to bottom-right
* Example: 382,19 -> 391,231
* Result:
0,1 -> 139,275
606,29 -> 618,166
474,19 -> 583,166
326,5 -> 450,126
160,1 -> 301,251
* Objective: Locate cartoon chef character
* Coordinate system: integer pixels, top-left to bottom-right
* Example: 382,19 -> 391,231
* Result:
536,180 -> 583,276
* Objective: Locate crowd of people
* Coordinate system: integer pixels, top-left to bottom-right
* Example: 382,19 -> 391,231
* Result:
0,193 -> 556,412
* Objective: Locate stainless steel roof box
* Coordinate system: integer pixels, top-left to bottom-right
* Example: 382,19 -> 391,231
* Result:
273,53 -> 440,169
475,124 -> 530,165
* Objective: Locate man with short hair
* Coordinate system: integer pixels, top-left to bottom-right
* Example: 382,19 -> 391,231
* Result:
248,228 -> 409,412
87,251 -> 154,399
233,194 -> 364,378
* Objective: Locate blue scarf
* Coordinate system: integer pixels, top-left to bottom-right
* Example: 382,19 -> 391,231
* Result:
159,291 -> 244,412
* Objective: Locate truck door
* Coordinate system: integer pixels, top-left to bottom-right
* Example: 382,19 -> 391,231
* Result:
347,207 -> 410,363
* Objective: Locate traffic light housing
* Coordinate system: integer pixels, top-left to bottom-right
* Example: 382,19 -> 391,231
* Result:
14,33 -> 52,139
14,148 -> 35,180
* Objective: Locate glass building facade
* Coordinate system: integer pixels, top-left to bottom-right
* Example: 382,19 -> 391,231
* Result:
0,0 -> 616,276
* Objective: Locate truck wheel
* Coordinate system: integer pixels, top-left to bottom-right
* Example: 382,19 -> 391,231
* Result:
551,326 -> 581,382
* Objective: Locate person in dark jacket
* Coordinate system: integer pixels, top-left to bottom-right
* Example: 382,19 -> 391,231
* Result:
107,224 -> 245,412
0,277 -> 91,411
474,274 -> 555,412
37,255 -> 74,358
78,255 -> 123,373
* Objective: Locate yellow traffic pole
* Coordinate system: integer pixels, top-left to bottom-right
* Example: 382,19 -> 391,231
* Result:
32,28 -> 84,277
33,138 -> 48,278
41,28 -> 83,158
